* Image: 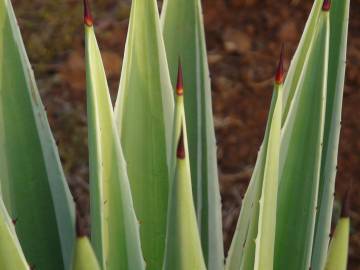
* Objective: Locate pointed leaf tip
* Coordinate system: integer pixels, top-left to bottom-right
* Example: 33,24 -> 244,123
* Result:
322,0 -> 331,11
83,0 -> 93,26
177,129 -> 185,159
275,45 -> 285,84
176,60 -> 184,96
341,184 -> 351,218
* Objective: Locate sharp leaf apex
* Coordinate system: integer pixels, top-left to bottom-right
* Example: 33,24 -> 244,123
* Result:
322,0 -> 331,11
83,0 -> 93,26
176,59 -> 184,96
275,44 -> 285,85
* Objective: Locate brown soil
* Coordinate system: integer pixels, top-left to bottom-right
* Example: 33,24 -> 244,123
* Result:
12,0 -> 360,268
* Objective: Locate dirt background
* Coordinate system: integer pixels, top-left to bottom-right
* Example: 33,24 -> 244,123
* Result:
11,0 -> 360,268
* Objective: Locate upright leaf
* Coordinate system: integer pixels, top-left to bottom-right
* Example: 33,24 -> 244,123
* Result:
0,0 -> 75,269
163,68 -> 206,270
0,196 -> 29,270
161,1 -> 224,268
324,192 -> 351,270
114,0 -> 174,269
282,0 -> 323,122
84,2 -> 145,270
254,57 -> 283,270
226,52 -> 284,270
311,0 -> 350,268
274,9 -> 330,270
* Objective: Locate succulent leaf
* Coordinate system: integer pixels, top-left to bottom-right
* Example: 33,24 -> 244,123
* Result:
226,51 -> 284,270
311,0 -> 350,268
114,1 -> 174,268
282,0 -> 323,122
0,0 -> 75,269
85,18 -> 145,270
254,76 -> 283,270
274,10 -> 330,270
163,78 -> 206,270
161,1 -> 224,268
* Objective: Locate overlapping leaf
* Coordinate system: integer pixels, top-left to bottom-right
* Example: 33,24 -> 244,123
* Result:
254,82 -> 282,270
274,10 -> 330,270
0,0 -> 75,269
226,62 -> 283,270
85,17 -> 145,270
282,0 -> 323,121
114,0 -> 174,269
161,1 -> 223,268
311,0 -> 350,268
163,70 -> 206,270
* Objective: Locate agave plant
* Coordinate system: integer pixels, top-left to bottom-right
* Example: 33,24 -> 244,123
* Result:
0,0 -> 351,269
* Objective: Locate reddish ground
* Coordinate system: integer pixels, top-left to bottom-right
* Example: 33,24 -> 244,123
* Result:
12,0 -> 360,268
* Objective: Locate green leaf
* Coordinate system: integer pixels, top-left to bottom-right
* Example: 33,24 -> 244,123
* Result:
254,83 -> 282,270
226,73 -> 283,270
236,82 -> 283,270
0,1 -> 75,269
163,88 -> 206,270
114,0 -> 174,269
85,24 -> 145,270
0,196 -> 29,270
311,0 -> 350,269
324,217 -> 350,270
161,1 -> 224,268
73,237 -> 101,270
282,0 -> 323,123
274,11 -> 330,270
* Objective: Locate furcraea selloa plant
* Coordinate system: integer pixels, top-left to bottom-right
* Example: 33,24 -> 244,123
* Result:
0,0 -> 351,269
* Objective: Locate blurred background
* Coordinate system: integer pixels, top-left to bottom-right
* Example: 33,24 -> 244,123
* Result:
11,0 -> 360,268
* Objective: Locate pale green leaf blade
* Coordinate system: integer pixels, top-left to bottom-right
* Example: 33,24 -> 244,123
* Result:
324,218 -> 350,270
274,11 -> 330,270
0,1 -> 75,269
254,83 -> 282,270
282,0 -> 323,123
85,23 -> 145,270
226,71 -> 283,270
239,79 -> 284,270
114,0 -> 174,269
161,1 -> 224,268
73,237 -> 101,270
163,91 -> 206,270
311,0 -> 350,269
0,196 -> 29,270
